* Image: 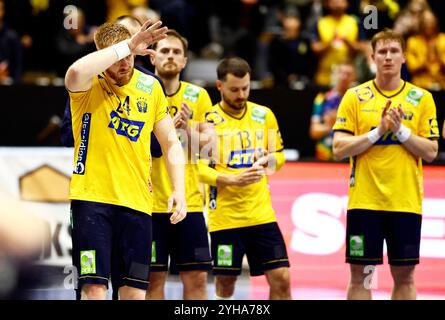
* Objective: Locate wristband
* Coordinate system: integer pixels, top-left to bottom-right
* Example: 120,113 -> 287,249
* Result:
111,41 -> 131,60
367,127 -> 381,144
395,124 -> 411,143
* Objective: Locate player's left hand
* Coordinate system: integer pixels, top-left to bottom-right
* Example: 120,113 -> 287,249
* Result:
386,104 -> 405,133
167,191 -> 187,224
253,149 -> 269,168
173,102 -> 190,129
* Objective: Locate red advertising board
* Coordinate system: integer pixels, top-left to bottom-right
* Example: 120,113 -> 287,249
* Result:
250,162 -> 445,298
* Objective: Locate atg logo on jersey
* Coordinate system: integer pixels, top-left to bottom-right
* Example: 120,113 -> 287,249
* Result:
74,113 -> 91,175
355,86 -> 374,102
373,128 -> 402,145
227,149 -> 255,168
108,110 -> 145,142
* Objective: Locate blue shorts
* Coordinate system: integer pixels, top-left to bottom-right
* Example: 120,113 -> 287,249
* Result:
150,212 -> 212,272
210,222 -> 290,276
71,200 -> 152,291
346,209 -> 422,266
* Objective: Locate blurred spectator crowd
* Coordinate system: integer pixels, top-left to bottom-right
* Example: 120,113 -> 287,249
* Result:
0,0 -> 445,91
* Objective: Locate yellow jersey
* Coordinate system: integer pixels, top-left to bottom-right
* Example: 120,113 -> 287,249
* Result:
151,81 -> 213,212
69,69 -> 168,214
203,101 -> 285,232
333,80 -> 440,214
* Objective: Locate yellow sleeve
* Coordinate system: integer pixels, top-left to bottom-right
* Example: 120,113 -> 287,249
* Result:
406,37 -> 427,72
332,89 -> 356,134
195,89 -> 213,123
198,159 -> 218,186
273,150 -> 285,172
418,92 -> 440,139
154,82 -> 169,123
265,108 -> 284,152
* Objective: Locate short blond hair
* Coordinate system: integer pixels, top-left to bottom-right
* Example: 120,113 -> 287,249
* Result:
371,28 -> 406,53
94,22 -> 131,50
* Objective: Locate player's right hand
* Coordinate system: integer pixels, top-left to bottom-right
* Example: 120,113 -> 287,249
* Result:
377,99 -> 392,136
233,166 -> 265,186
167,191 -> 187,224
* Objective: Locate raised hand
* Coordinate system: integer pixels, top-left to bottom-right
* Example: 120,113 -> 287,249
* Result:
128,20 -> 168,56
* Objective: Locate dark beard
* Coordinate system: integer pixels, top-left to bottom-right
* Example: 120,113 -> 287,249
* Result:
158,69 -> 179,80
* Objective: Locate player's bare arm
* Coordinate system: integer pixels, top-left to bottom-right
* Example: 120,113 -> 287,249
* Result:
65,20 -> 167,92
153,115 -> 187,224
386,105 -> 438,163
333,100 -> 392,160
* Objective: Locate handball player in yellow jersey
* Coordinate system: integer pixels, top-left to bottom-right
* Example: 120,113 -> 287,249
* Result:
65,20 -> 187,300
146,29 -> 214,300
333,28 -> 439,300
199,57 -> 291,300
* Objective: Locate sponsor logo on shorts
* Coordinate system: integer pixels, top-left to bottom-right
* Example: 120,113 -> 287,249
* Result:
136,73 -> 154,94
349,235 -> 364,257
405,88 -> 424,106
183,85 -> 200,103
80,250 -> 96,275
217,245 -> 233,266
73,113 -> 91,175
108,110 -> 145,142
151,241 -> 156,263
251,106 -> 266,124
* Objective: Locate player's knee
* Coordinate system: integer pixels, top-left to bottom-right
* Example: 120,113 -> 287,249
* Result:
149,271 -> 167,288
390,266 -> 415,286
349,264 -> 370,285
182,271 -> 207,291
215,275 -> 237,296
267,268 -> 290,292
81,284 -> 107,300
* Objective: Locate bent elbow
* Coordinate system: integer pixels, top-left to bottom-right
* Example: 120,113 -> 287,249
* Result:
65,66 -> 81,90
332,142 -> 344,161
424,149 -> 438,163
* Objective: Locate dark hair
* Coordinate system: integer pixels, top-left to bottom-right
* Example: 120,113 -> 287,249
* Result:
152,29 -> 188,55
217,57 -> 251,81
371,28 -> 406,52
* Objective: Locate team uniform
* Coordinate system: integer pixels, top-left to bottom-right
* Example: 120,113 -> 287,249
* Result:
199,102 -> 289,276
333,80 -> 440,265
69,69 -> 168,291
150,81 -> 213,272
311,89 -> 343,161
